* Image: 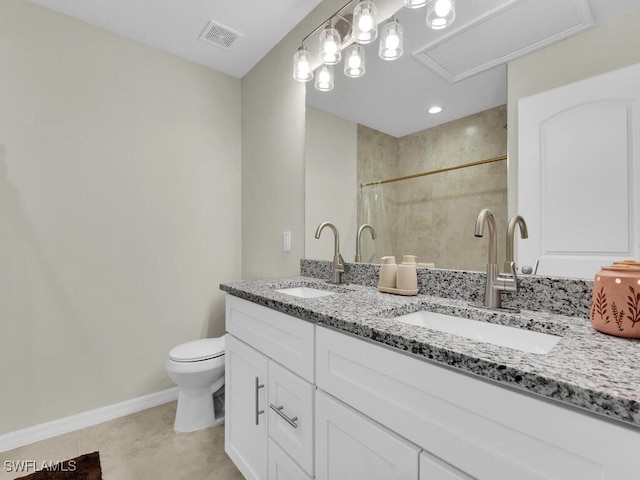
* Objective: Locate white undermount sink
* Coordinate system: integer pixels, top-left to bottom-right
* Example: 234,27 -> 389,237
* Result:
276,286 -> 336,299
393,310 -> 561,354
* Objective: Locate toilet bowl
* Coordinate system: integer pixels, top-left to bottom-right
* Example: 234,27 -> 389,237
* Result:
165,336 -> 225,433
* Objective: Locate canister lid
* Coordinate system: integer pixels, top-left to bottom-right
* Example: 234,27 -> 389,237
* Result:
599,259 -> 640,271
613,259 -> 640,267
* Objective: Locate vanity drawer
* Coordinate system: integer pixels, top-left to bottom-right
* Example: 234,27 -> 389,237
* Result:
268,360 -> 314,476
226,294 -> 315,382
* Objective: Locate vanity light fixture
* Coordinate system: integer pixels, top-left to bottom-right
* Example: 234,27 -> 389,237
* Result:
426,0 -> 456,30
344,44 -> 366,77
319,24 -> 342,65
428,105 -> 443,114
293,0 -> 459,90
404,0 -> 427,8
378,17 -> 403,61
315,64 -> 335,92
353,0 -> 378,44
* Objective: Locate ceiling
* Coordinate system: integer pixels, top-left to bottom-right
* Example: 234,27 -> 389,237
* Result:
307,0 -> 640,137
28,0 -> 322,78
28,0 -> 640,137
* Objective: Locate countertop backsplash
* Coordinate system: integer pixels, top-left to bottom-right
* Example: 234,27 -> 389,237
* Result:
300,259 -> 593,319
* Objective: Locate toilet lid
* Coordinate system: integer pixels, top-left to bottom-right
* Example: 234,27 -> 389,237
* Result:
169,337 -> 225,362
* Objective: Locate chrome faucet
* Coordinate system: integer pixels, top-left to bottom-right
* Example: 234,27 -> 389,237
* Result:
355,224 -> 376,262
504,215 -> 528,275
315,221 -> 348,284
474,209 -> 519,310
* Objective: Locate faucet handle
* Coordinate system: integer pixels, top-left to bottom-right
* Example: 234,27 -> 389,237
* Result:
503,261 -> 517,275
334,254 -> 349,284
497,261 -> 519,293
338,254 -> 349,273
506,261 -> 517,279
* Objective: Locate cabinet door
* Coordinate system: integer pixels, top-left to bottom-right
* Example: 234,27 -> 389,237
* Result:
420,451 -> 473,480
268,361 -> 314,476
225,334 -> 268,480
268,438 -> 313,480
315,390 -> 420,480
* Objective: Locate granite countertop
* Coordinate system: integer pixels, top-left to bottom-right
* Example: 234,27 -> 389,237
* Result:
220,275 -> 640,428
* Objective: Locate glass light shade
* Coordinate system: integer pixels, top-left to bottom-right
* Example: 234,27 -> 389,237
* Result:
315,65 -> 334,92
404,0 -> 427,8
319,25 -> 342,65
292,46 -> 313,82
426,0 -> 456,29
353,0 -> 378,44
344,44 -> 365,77
379,18 -> 403,61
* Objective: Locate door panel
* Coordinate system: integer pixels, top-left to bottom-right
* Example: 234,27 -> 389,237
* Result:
518,62 -> 640,278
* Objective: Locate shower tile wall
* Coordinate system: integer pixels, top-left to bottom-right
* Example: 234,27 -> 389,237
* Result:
358,105 -> 507,271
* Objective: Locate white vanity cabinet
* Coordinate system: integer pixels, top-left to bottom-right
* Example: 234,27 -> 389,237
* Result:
225,293 -> 640,480
316,325 -> 640,479
225,295 -> 315,480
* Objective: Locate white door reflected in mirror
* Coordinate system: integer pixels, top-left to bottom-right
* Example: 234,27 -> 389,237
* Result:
518,62 -> 640,279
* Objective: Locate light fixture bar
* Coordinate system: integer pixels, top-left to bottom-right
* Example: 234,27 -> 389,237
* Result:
300,0 -> 356,46
295,0 -> 458,87
404,0 -> 427,8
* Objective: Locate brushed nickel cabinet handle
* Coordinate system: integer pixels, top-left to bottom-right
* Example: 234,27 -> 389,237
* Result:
269,404 -> 298,429
255,377 -> 265,425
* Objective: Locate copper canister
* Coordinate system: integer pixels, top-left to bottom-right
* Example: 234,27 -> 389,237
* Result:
590,261 -> 640,338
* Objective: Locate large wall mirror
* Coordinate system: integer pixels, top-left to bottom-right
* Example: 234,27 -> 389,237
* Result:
304,0 -> 640,275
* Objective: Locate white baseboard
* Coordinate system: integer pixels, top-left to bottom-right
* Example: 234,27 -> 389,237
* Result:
0,387 -> 179,453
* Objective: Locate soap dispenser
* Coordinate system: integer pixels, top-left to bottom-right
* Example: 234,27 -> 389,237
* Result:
378,256 -> 397,289
396,255 -> 418,292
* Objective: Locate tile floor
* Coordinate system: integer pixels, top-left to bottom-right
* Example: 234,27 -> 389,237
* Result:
0,401 -> 244,480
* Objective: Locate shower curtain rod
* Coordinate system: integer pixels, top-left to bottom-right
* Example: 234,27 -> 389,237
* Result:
359,155 -> 507,188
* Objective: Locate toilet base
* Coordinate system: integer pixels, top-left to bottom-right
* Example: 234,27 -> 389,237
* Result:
174,386 -> 224,433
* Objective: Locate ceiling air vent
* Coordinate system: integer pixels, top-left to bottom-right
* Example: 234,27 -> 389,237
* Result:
199,21 -> 242,49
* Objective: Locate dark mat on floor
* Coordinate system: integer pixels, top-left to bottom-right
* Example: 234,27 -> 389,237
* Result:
14,451 -> 102,480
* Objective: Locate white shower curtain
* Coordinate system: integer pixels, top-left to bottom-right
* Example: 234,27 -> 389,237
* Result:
358,183 -> 390,263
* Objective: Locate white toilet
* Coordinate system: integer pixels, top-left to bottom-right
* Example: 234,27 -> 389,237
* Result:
165,336 -> 225,433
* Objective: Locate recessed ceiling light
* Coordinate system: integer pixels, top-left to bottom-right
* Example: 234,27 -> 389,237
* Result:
428,106 -> 443,114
